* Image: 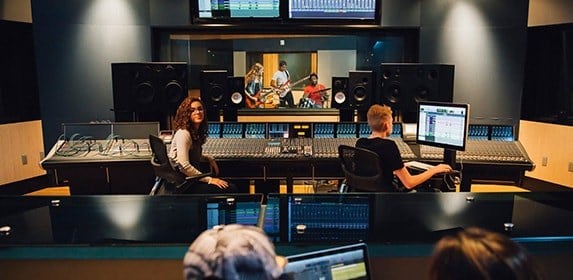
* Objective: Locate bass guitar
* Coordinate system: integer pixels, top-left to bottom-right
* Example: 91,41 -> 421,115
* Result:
244,88 -> 276,109
276,75 -> 310,98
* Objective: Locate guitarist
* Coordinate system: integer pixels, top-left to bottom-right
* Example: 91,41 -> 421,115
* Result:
302,73 -> 328,108
244,62 -> 265,108
271,60 -> 296,108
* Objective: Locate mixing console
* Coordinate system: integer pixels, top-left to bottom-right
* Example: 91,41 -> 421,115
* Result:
202,137 -> 418,160
420,140 -> 532,163
313,123 -> 335,138
491,125 -> 514,141
460,140 -> 530,162
312,138 -> 357,158
393,139 -> 417,160
203,138 -> 268,159
419,145 -> 444,160
43,136 -> 152,162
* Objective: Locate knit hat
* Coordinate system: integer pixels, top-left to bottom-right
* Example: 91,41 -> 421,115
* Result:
183,224 -> 284,280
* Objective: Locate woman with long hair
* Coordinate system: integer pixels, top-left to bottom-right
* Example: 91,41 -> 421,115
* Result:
169,96 -> 237,194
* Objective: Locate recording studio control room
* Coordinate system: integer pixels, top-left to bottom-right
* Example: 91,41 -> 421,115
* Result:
1,0 -> 573,279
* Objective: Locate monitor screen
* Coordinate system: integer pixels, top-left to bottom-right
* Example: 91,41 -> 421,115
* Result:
286,195 -> 370,243
416,101 -> 470,151
283,243 -> 371,280
205,195 -> 263,229
288,0 -> 379,21
197,0 -> 281,19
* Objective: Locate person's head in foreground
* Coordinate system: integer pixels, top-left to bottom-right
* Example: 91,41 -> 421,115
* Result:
429,227 -> 542,280
183,224 -> 286,280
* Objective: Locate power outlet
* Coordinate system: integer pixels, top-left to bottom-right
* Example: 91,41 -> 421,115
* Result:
21,155 -> 28,165
569,162 -> 573,172
541,157 -> 548,167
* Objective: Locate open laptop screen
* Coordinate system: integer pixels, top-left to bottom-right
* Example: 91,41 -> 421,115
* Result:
282,243 -> 371,280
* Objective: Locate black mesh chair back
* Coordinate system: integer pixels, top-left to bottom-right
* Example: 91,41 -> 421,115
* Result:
148,134 -> 210,195
338,145 -> 385,192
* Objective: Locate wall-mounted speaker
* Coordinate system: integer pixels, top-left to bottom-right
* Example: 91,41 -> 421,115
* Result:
200,70 -> 229,110
227,76 -> 245,109
112,62 -> 188,119
380,64 -> 454,122
331,77 -> 349,109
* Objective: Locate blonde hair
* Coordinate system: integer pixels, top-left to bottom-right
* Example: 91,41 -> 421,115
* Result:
245,62 -> 264,82
367,104 -> 393,132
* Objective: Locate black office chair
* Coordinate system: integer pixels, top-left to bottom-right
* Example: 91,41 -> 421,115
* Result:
338,145 -> 388,192
148,134 -> 211,195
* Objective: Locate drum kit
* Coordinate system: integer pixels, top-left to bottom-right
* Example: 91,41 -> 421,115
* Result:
297,88 -> 331,108
298,97 -> 316,108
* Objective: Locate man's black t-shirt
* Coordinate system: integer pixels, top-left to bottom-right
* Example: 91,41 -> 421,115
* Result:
355,137 -> 404,191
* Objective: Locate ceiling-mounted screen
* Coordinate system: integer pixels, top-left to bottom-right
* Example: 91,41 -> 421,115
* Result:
288,0 -> 379,22
197,0 -> 281,19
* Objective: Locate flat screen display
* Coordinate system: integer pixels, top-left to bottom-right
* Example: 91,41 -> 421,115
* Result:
198,0 -> 281,19
416,101 -> 470,151
288,0 -> 378,21
283,243 -> 371,280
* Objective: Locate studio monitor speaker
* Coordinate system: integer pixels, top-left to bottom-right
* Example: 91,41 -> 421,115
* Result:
161,63 -> 188,114
331,77 -> 349,109
380,63 -> 454,122
227,76 -> 245,109
112,62 -> 187,117
348,70 -> 373,110
200,70 -> 229,110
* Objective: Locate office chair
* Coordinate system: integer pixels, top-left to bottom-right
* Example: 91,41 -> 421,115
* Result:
338,145 -> 388,192
148,134 -> 211,195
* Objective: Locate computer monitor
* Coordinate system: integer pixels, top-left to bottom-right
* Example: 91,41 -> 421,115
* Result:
195,0 -> 281,20
288,0 -> 380,23
204,194 -> 264,230
416,101 -> 470,166
283,243 -> 371,280
264,194 -> 371,243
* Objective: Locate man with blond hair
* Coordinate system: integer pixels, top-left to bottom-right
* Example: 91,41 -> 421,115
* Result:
356,104 -> 452,191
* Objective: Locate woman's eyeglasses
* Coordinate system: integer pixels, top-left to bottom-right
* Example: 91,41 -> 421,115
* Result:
190,107 -> 204,114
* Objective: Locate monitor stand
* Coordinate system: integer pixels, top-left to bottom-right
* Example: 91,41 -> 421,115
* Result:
443,148 -> 457,169
442,148 -> 458,191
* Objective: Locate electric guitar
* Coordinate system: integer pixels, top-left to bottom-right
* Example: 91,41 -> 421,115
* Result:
276,75 -> 310,98
244,88 -> 276,109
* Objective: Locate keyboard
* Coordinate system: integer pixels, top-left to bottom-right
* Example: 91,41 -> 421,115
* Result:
404,161 -> 435,171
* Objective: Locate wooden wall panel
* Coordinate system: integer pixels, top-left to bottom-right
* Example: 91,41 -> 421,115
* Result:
0,120 -> 46,185
519,120 -> 573,188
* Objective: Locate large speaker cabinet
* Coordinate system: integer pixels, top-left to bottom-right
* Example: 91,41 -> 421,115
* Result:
379,64 -> 454,122
112,62 -> 187,122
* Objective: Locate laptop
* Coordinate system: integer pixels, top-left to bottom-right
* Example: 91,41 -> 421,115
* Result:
282,243 -> 371,280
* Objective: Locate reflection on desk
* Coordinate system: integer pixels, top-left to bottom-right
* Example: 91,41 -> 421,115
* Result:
2,193 -> 573,246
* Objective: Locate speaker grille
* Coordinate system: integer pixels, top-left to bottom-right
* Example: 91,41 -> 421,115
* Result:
331,77 -> 349,109
200,70 -> 229,109
379,64 -> 454,122
349,70 -> 373,110
228,76 -> 245,109
112,62 -> 188,117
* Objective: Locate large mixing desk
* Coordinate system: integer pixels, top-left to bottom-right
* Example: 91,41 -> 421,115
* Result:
204,122 -> 534,192
41,122 -> 534,194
